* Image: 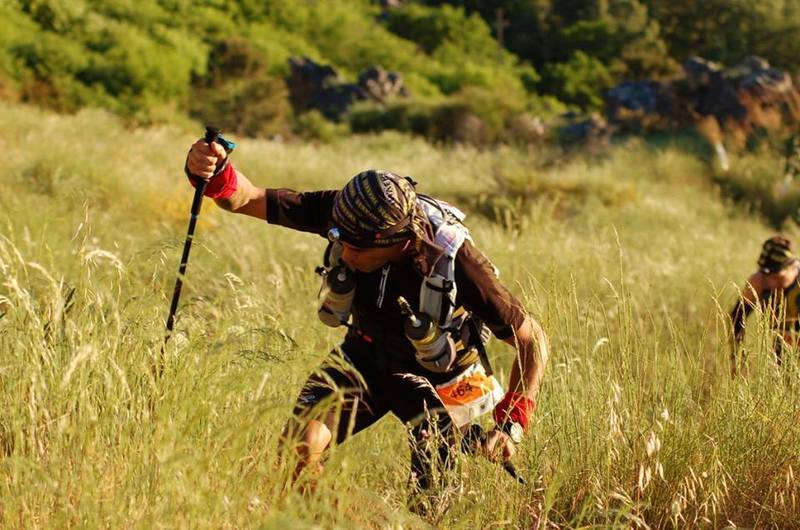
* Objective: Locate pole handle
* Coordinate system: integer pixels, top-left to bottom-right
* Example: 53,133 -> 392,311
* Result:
188,126 -> 220,215
204,125 -> 220,144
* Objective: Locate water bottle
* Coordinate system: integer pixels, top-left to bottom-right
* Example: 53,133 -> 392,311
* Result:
398,296 -> 457,372
318,264 -> 356,327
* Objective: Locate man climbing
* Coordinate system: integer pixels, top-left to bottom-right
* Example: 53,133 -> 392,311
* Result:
729,235 -> 800,377
184,137 -> 548,495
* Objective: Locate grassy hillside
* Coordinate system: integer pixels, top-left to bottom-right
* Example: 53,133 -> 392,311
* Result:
0,0 -> 548,140
6,0 -> 800,149
2,102 -> 800,528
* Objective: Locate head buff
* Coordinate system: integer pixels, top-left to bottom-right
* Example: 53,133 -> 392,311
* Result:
331,170 -> 442,273
332,170 -> 421,246
758,235 -> 795,274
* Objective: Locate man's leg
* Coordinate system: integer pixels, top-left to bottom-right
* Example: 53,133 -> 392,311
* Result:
286,416 -> 333,482
388,373 -> 456,491
281,347 -> 386,484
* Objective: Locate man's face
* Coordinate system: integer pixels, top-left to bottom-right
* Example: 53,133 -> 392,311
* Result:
341,241 -> 409,272
764,263 -> 798,290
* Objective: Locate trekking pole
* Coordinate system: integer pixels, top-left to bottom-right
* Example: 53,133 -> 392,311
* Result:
159,126 -> 222,374
463,424 -> 527,485
503,462 -> 527,485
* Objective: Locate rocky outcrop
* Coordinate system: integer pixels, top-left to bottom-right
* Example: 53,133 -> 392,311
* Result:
286,57 -> 409,121
605,55 -> 800,132
558,112 -> 612,148
358,66 -> 409,103
605,80 -> 677,130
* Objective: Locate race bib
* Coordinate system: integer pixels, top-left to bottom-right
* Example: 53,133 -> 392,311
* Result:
435,363 -> 504,427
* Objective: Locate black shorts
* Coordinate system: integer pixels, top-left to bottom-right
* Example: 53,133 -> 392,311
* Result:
289,338 -> 453,444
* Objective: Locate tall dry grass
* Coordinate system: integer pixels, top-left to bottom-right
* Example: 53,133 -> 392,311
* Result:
1,103 -> 799,528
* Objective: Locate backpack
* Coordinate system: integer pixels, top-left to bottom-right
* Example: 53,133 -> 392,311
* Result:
317,195 -> 494,372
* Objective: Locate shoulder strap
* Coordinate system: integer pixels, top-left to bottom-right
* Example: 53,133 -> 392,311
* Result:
323,240 -> 344,268
418,196 -> 471,327
466,318 -> 494,375
419,194 -> 467,230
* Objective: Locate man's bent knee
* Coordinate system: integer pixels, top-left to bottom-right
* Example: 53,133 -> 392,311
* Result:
281,415 -> 335,483
299,419 -> 333,462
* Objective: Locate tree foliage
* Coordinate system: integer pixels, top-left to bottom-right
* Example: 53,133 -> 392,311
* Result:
643,0 -> 800,70
0,0 -> 797,138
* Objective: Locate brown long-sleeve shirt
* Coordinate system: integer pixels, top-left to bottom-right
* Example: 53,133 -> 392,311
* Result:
266,188 -> 527,376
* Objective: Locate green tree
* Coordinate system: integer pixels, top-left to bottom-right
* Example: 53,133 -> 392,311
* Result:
552,0 -> 676,79
422,0 -> 675,107
644,0 -> 800,71
543,50 -> 614,109
385,3 -> 499,58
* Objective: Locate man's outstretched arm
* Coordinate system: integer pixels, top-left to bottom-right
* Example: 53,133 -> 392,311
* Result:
212,168 -> 266,219
729,273 -> 762,377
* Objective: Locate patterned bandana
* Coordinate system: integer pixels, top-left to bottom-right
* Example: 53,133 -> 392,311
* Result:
758,235 -> 795,274
331,170 -> 426,248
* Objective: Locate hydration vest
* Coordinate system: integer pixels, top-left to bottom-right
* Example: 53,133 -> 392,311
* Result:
316,195 -> 492,370
763,278 -> 800,335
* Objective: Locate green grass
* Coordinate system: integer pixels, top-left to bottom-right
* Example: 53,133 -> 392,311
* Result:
1,102 -> 799,528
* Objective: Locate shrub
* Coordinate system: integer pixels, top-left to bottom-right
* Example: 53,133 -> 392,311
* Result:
13,31 -> 89,79
293,109 -> 348,143
455,85 -> 524,132
12,32 -> 96,111
428,102 -> 487,145
205,37 -> 265,81
384,3 -> 534,100
349,100 -> 435,137
87,0 -> 170,28
350,96 -> 504,146
0,6 -> 39,75
542,51 -> 615,110
18,0 -> 87,32
349,87 -> 552,147
261,0 -> 420,77
244,23 -> 315,77
385,4 -> 497,58
74,19 -> 207,116
712,152 -> 800,228
190,76 -> 292,139
426,43 -> 527,97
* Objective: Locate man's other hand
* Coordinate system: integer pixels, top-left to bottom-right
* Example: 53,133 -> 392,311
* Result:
483,427 -> 517,462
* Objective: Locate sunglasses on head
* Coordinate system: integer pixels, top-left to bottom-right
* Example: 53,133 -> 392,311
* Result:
327,214 -> 413,245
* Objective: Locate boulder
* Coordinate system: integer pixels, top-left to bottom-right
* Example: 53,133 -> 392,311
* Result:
558,112 -> 612,148
429,105 -> 488,145
505,113 -> 546,143
605,80 -> 677,130
357,66 -> 409,103
680,57 -> 746,124
286,57 -> 408,121
605,55 -> 800,133
686,55 -> 798,128
683,56 -> 722,88
286,57 -> 365,121
733,55 -> 795,104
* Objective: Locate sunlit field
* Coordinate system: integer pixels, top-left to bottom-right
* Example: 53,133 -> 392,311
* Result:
2,103 -> 799,528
